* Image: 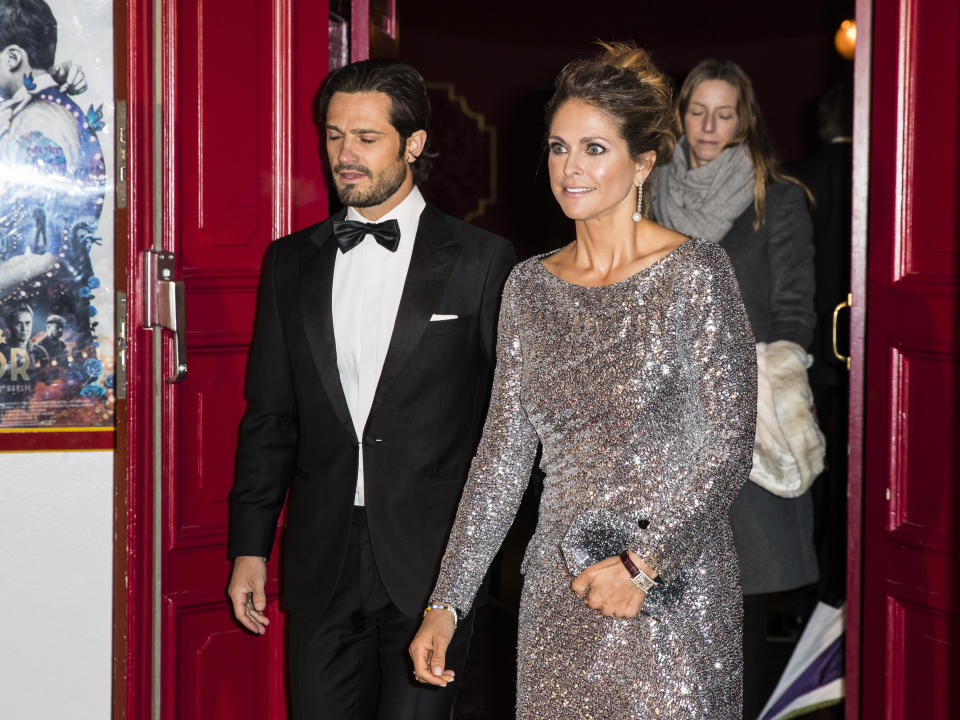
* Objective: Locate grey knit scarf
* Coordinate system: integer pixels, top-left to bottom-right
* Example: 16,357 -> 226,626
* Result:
651,136 -> 755,244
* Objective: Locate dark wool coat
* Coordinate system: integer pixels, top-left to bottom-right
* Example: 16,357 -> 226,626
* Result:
718,180 -> 820,594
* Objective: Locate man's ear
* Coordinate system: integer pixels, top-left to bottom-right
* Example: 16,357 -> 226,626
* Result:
1,45 -> 26,72
404,129 -> 428,163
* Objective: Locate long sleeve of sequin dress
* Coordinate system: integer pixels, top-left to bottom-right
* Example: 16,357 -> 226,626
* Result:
430,270 -> 541,611
432,239 -> 756,720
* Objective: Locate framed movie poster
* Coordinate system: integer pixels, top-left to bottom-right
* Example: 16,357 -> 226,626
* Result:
0,0 -> 115,450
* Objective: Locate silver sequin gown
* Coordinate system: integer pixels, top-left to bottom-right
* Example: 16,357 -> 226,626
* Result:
431,239 -> 757,719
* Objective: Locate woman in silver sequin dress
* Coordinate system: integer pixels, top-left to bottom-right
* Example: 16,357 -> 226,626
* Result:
410,43 -> 757,719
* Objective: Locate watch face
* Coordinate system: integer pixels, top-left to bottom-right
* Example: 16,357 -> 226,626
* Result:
632,573 -> 656,593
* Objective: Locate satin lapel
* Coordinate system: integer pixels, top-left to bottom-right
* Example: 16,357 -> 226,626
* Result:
299,213 -> 357,443
369,206 -> 460,416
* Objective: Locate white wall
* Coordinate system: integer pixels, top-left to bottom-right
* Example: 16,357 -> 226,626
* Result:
0,451 -> 113,720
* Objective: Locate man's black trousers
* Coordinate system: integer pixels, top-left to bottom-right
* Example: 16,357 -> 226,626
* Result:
288,507 -> 475,720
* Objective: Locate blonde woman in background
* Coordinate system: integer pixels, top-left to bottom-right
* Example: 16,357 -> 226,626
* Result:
651,58 -> 819,720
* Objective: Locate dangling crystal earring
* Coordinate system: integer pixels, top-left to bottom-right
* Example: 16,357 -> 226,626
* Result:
631,184 -> 643,222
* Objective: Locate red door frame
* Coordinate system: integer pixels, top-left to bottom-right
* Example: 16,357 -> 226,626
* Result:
857,0 -> 959,717
845,0 -> 873,716
114,0 -> 155,716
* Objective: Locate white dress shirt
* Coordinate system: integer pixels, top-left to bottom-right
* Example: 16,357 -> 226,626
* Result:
332,186 -> 426,505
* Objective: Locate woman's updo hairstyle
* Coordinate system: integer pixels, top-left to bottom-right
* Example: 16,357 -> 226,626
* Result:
544,41 -> 676,217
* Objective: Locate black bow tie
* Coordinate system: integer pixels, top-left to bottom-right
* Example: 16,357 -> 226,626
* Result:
332,218 -> 401,253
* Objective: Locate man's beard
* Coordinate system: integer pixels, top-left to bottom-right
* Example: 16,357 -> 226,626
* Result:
333,158 -> 408,208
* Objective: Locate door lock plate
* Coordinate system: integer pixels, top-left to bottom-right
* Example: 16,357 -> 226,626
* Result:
142,250 -> 187,383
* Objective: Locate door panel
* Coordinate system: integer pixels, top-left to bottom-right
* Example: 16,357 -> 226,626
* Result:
166,585 -> 285,720
889,0 -> 957,287
178,0 -> 277,261
175,350 -> 249,546
883,598 -> 951,718
158,0 -> 330,717
888,346 -> 954,553
861,0 -> 958,717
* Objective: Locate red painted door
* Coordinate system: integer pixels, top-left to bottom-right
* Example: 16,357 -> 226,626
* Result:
157,1 -> 333,717
158,1 -> 330,717
859,0 -> 958,717
121,1 -> 333,717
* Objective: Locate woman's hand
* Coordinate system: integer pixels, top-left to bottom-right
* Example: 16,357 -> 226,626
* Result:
408,609 -> 457,687
571,551 -> 652,618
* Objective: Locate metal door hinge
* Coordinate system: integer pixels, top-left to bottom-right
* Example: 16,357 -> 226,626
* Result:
142,250 -> 187,383
116,100 -> 127,209
116,291 -> 127,398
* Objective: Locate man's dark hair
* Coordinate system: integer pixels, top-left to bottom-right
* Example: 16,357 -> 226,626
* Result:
45,314 -> 65,330
817,84 -> 853,144
5,301 -> 33,327
316,59 -> 433,184
0,0 -> 58,70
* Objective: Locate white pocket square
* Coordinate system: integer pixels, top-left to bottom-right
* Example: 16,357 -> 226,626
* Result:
429,314 -> 458,321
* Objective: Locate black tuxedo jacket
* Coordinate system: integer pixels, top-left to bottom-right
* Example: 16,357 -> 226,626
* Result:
229,204 -> 516,617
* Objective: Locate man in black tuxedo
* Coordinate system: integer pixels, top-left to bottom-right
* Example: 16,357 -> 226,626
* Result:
227,60 -> 515,720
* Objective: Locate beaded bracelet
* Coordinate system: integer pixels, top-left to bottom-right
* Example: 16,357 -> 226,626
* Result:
619,550 -> 657,593
423,602 -> 459,628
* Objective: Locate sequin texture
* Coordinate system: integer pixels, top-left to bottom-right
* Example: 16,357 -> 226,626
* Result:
431,239 -> 757,719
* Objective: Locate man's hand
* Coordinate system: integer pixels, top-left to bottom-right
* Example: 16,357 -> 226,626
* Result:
571,551 -> 651,619
227,556 -> 269,634
408,609 -> 457,687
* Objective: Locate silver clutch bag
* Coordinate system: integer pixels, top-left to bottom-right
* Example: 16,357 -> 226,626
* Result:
560,507 -> 644,577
